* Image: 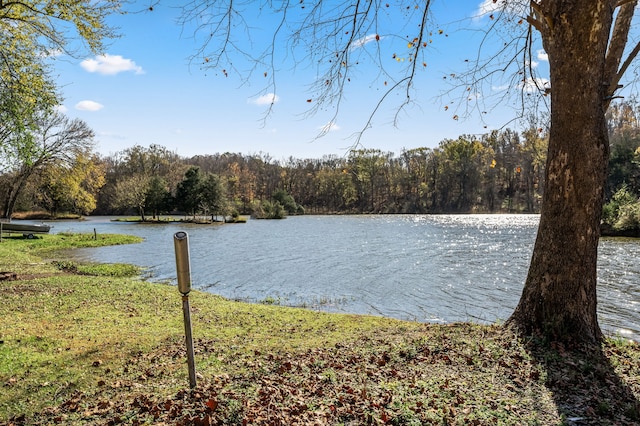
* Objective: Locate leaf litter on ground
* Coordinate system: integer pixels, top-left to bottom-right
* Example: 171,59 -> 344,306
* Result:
14,324 -> 640,426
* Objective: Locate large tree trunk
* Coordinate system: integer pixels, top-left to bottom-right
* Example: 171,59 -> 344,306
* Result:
2,170 -> 30,219
507,1 -> 613,343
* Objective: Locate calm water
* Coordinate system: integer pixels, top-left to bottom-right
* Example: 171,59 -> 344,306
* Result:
47,214 -> 639,340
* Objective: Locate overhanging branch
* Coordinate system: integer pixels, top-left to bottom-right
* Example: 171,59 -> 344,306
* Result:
604,0 -> 639,108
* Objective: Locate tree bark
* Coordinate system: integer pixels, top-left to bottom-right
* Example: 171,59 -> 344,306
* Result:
508,0 -> 614,343
2,169 -> 31,219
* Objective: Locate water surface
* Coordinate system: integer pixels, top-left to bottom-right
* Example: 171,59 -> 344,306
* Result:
50,214 -> 639,340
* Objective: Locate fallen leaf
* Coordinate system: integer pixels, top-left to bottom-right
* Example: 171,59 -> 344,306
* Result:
205,398 -> 218,411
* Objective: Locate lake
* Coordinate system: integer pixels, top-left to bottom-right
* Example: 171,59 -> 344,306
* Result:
47,214 -> 639,341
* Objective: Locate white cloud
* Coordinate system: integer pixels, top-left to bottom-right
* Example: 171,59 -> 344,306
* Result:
250,93 -> 280,106
476,0 -> 502,16
80,54 -> 144,75
474,0 -> 526,20
351,34 -> 380,50
492,84 -> 510,92
75,100 -> 104,111
521,77 -> 550,93
41,49 -> 63,58
318,121 -> 340,133
537,49 -> 548,62
55,105 -> 68,114
494,77 -> 550,93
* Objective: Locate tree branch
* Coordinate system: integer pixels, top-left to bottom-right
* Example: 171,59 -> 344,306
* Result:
529,0 -> 552,34
616,0 -> 638,7
604,0 -> 639,108
607,41 -> 640,107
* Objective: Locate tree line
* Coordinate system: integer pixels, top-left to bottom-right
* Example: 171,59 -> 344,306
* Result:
2,101 -> 639,220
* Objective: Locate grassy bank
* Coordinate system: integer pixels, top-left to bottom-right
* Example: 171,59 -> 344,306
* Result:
0,234 -> 639,425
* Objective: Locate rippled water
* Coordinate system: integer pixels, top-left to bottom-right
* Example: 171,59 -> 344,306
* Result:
50,214 -> 639,340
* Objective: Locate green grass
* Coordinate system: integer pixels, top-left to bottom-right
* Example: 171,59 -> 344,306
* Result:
51,259 -> 141,277
0,233 -> 639,425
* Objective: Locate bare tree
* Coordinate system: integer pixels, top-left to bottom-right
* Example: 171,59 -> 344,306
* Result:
1,111 -> 95,218
174,0 -> 640,343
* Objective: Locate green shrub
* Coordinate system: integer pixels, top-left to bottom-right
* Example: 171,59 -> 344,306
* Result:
603,185 -> 640,231
272,189 -> 299,214
615,202 -> 640,231
251,200 -> 286,219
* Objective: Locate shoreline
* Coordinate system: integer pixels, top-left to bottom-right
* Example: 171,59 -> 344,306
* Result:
1,232 -> 639,424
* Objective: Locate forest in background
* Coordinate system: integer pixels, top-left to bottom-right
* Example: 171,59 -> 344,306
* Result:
2,102 -> 640,224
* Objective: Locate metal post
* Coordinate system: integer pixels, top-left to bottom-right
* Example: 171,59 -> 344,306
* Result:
174,232 -> 192,295
173,231 -> 197,389
182,294 -> 197,388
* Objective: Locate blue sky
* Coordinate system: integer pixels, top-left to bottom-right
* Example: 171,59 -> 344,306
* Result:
52,1 -> 549,160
